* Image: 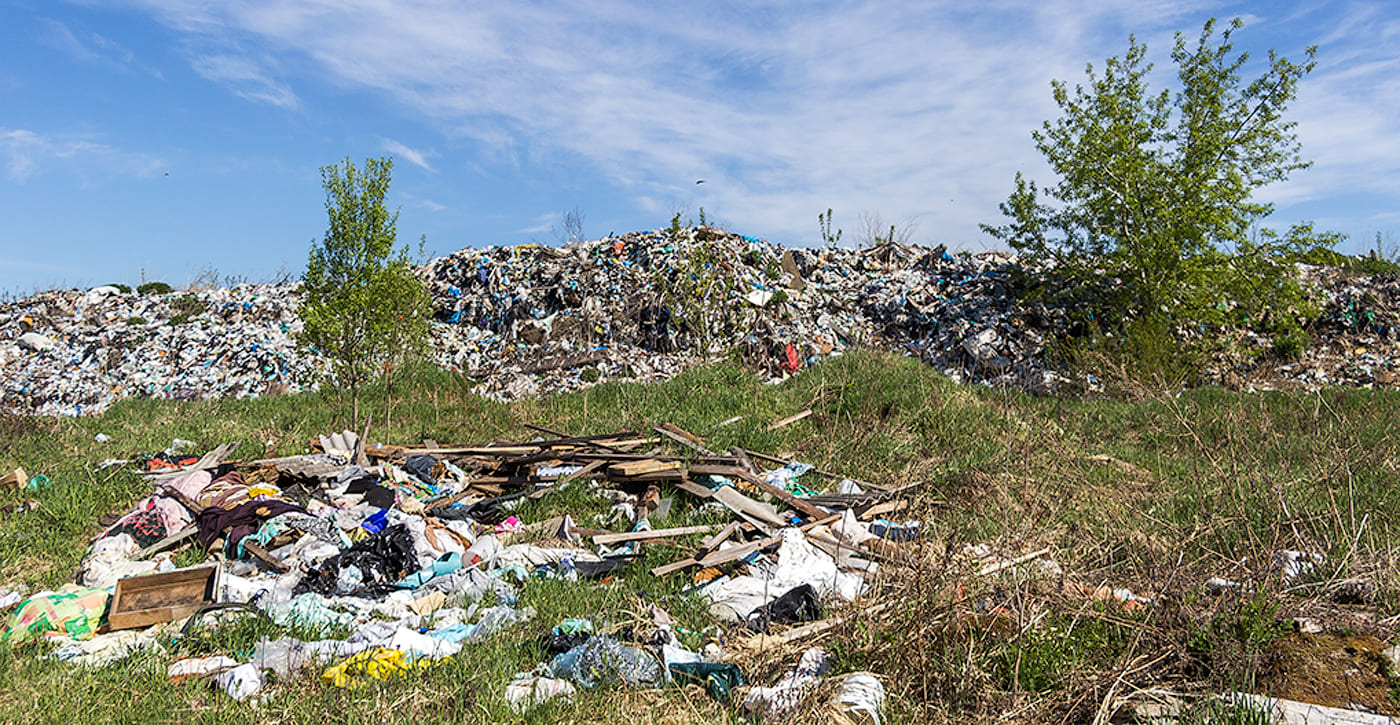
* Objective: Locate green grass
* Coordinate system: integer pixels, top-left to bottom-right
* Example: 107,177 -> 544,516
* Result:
2,349 -> 1400,723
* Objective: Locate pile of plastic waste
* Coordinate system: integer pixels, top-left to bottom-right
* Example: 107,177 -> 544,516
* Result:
0,283 -> 321,416
5,228 -> 1400,416
424,229 -> 1063,400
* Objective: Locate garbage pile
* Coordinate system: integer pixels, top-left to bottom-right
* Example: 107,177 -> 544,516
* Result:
1208,266 -> 1400,390
426,229 -> 1063,399
0,425 -> 910,718
6,228 -> 1400,416
0,284 -> 321,416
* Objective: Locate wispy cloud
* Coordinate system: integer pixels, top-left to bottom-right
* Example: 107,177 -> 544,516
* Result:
190,53 -> 298,108
381,139 -> 435,172
399,191 -> 446,212
38,18 -> 160,77
0,127 -> 163,183
113,0 -> 1400,245
516,212 -> 558,236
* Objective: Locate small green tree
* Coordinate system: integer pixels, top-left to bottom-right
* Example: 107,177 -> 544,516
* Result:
983,18 -> 1331,339
299,156 -> 432,425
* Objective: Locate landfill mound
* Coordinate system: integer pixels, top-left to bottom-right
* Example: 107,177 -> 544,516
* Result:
425,228 -> 1059,400
4,228 -> 1400,416
1,284 -> 323,416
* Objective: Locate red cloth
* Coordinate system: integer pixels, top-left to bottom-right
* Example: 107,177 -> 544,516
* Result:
783,343 -> 802,373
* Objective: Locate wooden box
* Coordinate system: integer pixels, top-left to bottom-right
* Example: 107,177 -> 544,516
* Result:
108,565 -> 218,631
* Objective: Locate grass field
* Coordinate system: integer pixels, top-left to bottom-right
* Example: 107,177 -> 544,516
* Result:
1,349 -> 1398,724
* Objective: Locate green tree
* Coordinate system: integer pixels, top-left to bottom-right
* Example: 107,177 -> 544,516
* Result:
299,156 -> 433,425
983,18 -> 1331,338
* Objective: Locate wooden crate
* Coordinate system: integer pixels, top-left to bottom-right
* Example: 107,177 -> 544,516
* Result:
108,565 -> 218,631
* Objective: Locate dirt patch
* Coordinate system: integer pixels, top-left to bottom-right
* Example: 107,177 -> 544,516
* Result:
1259,632 -> 1399,714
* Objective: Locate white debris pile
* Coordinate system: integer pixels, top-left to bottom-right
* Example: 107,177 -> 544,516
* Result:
0,283 -> 324,416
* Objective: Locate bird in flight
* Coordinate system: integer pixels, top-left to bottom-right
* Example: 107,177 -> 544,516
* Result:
696,179 -> 704,184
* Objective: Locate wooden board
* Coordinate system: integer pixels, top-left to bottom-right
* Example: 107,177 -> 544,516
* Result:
624,469 -> 685,482
698,521 -> 741,553
608,459 -> 682,477
108,566 -> 218,631
135,525 -> 197,560
592,524 -> 718,546
767,409 -> 812,430
650,557 -> 700,577
729,469 -> 828,520
712,486 -> 788,529
654,424 -> 714,456
687,464 -> 743,479
673,480 -> 715,499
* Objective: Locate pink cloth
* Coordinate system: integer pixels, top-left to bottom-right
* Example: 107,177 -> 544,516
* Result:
95,471 -> 209,541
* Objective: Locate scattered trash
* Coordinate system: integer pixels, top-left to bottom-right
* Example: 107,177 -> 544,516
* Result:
0,425 -> 908,714
743,647 -> 832,721
505,667 -> 577,712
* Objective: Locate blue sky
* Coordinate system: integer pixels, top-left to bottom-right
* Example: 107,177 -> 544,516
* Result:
2,0 -> 1398,294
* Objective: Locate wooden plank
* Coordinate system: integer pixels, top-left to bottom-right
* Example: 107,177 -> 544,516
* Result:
650,557 -> 700,577
712,485 -> 789,529
459,446 -> 544,456
652,515 -> 840,576
697,536 -> 776,567
520,425 -> 638,452
858,499 -> 909,520
609,438 -> 659,449
767,409 -> 812,430
559,459 -> 606,485
655,424 -> 714,456
592,524 -> 718,546
623,469 -> 685,482
608,459 -> 682,477
731,447 -> 761,476
393,446 -> 534,455
764,601 -> 895,645
698,521 -> 741,553
696,513 -> 842,568
243,541 -> 290,573
135,525 -> 197,560
730,469 -> 827,520
977,548 -> 1051,577
161,486 -> 206,514
674,480 -> 715,500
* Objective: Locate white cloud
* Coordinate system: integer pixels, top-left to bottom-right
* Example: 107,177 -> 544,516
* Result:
398,191 -> 446,212
516,212 -> 558,235
0,129 -> 42,182
0,127 -> 163,183
113,0 -> 1400,246
38,18 -> 160,77
381,139 -> 435,172
190,53 -> 298,108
